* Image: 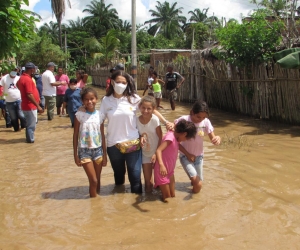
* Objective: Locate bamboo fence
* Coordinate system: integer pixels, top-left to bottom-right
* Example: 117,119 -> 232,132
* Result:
88,52 -> 300,124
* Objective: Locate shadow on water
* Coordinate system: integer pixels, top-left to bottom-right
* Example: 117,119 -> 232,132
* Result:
0,138 -> 26,144
41,186 -> 90,200
52,125 -> 72,129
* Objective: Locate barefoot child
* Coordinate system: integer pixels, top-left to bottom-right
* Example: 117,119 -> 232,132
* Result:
137,96 -> 163,193
73,87 -> 107,197
151,71 -> 165,109
154,120 -> 197,201
174,100 -> 221,193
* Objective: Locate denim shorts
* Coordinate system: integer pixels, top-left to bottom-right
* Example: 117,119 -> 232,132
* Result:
78,146 -> 103,164
179,154 -> 204,181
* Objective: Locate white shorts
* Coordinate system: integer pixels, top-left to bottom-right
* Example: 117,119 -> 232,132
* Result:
153,92 -> 162,98
142,154 -> 152,164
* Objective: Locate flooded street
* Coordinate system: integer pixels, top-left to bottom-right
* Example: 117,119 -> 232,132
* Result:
1,88 -> 300,250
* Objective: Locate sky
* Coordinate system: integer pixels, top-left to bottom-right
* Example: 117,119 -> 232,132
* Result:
23,0 -> 258,28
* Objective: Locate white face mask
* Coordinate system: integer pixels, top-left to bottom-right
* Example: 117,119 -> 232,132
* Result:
10,71 -> 17,77
113,82 -> 127,95
69,85 -> 77,90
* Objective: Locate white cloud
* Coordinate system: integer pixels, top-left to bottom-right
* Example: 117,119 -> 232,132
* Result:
22,0 -> 40,11
30,0 -> 257,28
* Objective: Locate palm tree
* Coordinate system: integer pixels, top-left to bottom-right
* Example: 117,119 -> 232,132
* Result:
188,8 -> 209,23
99,30 -> 120,65
119,20 -> 132,33
84,30 -> 120,65
144,1 -> 186,39
50,0 -> 71,49
83,0 -> 119,38
250,0 -> 289,16
67,17 -> 86,31
39,21 -> 59,44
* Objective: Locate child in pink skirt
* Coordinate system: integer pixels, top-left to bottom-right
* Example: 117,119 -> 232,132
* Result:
154,119 -> 197,201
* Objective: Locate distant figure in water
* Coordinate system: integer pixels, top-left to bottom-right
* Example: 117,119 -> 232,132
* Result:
172,100 -> 221,193
154,119 -> 197,202
73,87 -> 107,198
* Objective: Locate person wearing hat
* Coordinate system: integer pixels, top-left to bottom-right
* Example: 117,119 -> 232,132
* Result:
114,63 -> 125,71
17,62 -> 43,143
42,62 -> 67,120
33,68 -> 44,111
0,66 -> 26,131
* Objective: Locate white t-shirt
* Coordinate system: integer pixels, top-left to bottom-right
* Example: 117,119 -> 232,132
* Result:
136,114 -> 160,158
175,115 -> 214,157
75,110 -> 102,148
0,74 -> 21,102
42,70 -> 56,96
147,77 -> 154,94
99,95 -> 141,147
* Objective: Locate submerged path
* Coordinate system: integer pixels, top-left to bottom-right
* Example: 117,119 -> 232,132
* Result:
1,88 -> 300,249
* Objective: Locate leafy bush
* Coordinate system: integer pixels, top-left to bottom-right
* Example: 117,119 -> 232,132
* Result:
213,12 -> 284,66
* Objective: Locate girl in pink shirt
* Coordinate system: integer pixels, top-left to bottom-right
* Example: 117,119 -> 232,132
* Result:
174,101 -> 221,194
154,120 -> 197,202
76,70 -> 88,89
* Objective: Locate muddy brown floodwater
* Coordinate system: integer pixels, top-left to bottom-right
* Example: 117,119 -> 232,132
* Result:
1,87 -> 300,250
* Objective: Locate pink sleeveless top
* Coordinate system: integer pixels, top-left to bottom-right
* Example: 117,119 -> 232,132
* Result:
77,79 -> 86,89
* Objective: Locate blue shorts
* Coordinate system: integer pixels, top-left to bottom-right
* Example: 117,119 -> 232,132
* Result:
179,155 -> 204,181
78,146 -> 103,164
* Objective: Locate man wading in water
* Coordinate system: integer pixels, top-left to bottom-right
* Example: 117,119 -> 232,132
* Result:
165,65 -> 185,111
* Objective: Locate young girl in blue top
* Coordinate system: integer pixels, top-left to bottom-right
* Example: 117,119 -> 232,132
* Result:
73,87 -> 107,198
63,78 -> 82,127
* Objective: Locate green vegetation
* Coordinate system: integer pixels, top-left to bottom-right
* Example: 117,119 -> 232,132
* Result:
0,0 -> 39,70
1,0 -> 299,70
17,35 -> 68,72
213,12 -> 284,66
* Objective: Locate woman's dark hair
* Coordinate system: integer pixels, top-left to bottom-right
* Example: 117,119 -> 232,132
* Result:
152,71 -> 158,77
69,78 -> 77,84
76,70 -> 85,79
175,120 -> 197,140
106,70 -> 137,103
80,87 -> 98,101
191,100 -> 210,116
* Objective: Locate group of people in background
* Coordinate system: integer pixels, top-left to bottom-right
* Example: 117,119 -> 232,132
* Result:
0,62 -> 88,142
142,65 -> 185,111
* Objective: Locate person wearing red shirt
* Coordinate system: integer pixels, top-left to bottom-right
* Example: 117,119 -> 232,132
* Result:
17,62 -> 44,143
105,68 -> 114,93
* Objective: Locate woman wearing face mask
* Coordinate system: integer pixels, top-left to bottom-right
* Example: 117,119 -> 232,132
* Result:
99,70 -> 169,193
63,78 -> 82,127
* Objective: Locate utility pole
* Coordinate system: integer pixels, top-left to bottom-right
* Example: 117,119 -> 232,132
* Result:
131,0 -> 137,90
65,30 -> 67,73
